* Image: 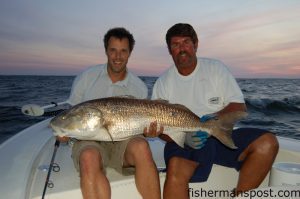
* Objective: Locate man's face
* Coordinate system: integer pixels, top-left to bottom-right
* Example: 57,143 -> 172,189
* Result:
106,36 -> 131,74
169,36 -> 198,69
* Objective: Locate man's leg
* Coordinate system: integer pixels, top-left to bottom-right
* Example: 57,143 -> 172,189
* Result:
123,137 -> 161,199
164,157 -> 198,199
79,148 -> 110,199
236,133 -> 279,194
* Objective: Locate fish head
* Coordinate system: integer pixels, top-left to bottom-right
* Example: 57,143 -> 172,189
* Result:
50,105 -> 104,138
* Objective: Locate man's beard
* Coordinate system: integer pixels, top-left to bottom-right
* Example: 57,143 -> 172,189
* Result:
175,51 -> 193,67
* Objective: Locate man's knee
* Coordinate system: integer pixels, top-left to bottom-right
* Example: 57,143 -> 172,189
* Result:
252,133 -> 279,155
167,157 -> 198,184
125,138 -> 153,166
240,132 -> 279,161
79,148 -> 103,173
128,138 -> 151,157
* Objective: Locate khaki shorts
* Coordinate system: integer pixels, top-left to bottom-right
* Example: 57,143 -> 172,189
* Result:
71,136 -> 144,175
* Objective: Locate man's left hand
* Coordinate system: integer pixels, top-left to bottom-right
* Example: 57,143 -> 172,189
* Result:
185,131 -> 209,149
143,121 -> 164,137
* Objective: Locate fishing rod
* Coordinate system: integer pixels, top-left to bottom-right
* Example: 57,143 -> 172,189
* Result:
21,101 -> 69,116
21,101 -> 65,198
41,140 -> 60,199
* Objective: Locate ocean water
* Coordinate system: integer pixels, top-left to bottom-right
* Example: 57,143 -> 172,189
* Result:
0,76 -> 299,144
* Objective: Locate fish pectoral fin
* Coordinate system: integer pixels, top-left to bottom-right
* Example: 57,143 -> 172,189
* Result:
163,131 -> 186,148
107,131 -> 114,143
79,128 -> 113,142
103,123 -> 114,142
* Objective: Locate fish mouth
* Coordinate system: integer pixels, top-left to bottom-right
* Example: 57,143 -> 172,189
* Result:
49,123 -> 66,137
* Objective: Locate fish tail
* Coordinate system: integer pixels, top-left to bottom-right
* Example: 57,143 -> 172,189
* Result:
208,111 -> 248,149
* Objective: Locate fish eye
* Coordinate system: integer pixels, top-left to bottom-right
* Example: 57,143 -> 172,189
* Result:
169,111 -> 176,117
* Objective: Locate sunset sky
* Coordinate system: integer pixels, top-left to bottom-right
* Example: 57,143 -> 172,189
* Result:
0,0 -> 299,78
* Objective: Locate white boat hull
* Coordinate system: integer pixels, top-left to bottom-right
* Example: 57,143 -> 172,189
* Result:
0,119 -> 299,199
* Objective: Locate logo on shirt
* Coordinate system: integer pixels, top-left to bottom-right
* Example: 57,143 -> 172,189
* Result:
208,97 -> 220,105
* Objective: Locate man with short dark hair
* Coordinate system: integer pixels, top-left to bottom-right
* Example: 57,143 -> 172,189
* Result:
149,23 -> 278,199
58,27 -> 161,199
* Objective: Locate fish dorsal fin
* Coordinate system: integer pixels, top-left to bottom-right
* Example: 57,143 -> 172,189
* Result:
112,95 -> 136,99
152,98 -> 169,103
163,131 -> 186,148
152,99 -> 191,111
173,103 -> 191,111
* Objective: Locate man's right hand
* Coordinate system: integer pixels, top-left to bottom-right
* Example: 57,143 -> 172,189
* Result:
143,121 -> 164,138
185,114 -> 216,149
56,136 -> 70,143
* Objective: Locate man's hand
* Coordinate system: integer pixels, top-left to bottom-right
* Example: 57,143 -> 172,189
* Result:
56,136 -> 70,143
185,114 -> 216,149
200,113 -> 217,122
143,121 -> 164,137
185,131 -> 209,149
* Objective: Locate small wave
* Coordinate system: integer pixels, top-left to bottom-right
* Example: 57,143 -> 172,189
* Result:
239,119 -> 277,126
0,105 -> 45,144
245,97 -> 300,113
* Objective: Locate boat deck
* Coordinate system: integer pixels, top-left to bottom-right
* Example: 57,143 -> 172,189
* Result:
1,119 -> 299,199
28,136 -> 167,198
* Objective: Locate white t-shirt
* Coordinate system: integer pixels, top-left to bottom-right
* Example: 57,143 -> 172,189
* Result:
152,58 -> 244,117
68,64 -> 148,105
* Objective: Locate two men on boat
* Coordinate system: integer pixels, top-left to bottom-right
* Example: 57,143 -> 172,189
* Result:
58,24 -> 279,199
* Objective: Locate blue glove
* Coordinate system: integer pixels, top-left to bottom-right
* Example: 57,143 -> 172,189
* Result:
185,131 -> 209,149
185,114 -> 216,149
200,113 -> 217,122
